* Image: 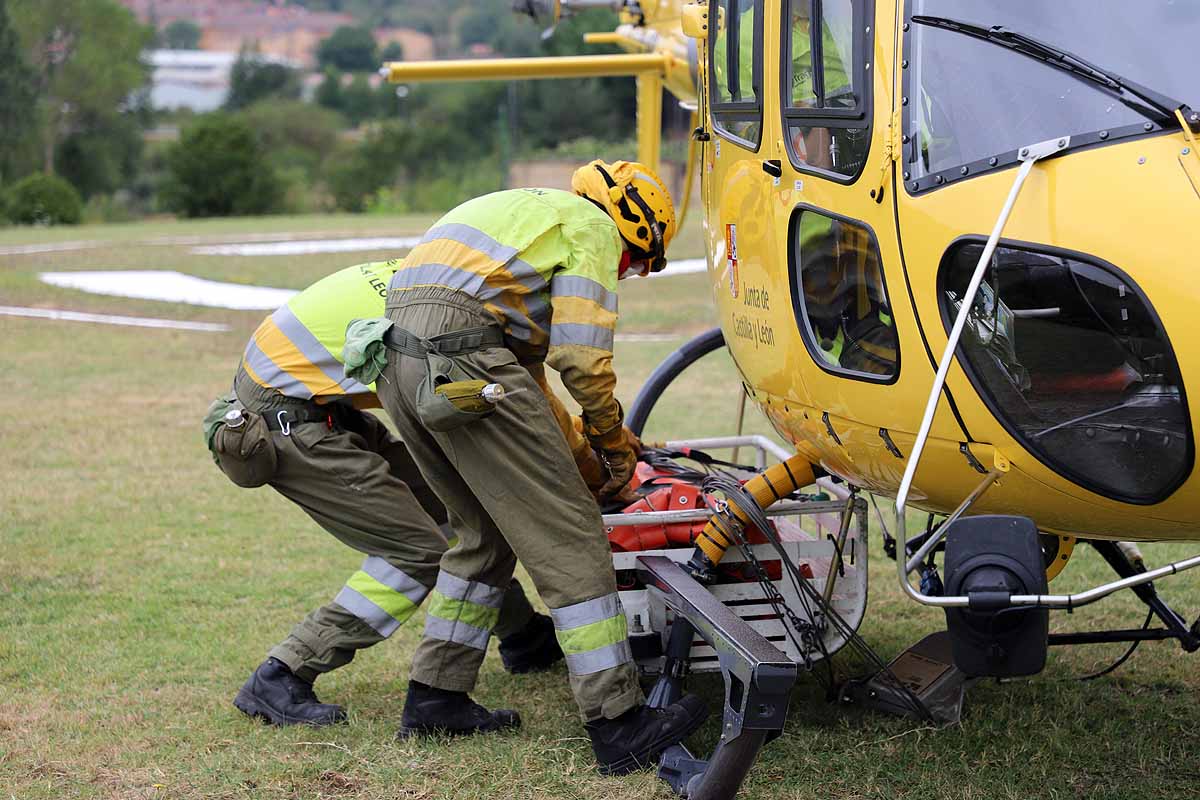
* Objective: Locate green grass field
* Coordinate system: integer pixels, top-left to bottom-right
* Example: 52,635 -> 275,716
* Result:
3,214 -> 1200,800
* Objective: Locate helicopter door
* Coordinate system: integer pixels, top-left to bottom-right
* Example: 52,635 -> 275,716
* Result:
764,0 -> 965,491
704,0 -> 796,404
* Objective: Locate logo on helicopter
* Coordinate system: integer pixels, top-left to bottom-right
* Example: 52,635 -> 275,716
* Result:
725,223 -> 739,298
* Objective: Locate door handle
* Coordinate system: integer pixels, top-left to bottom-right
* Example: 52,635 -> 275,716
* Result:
761,159 -> 782,177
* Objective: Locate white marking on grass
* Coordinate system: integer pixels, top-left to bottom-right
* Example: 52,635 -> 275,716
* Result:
614,333 -> 682,343
191,236 -> 423,256
0,241 -> 104,255
0,305 -> 230,332
40,270 -> 297,310
651,257 -> 707,277
37,255 -> 709,313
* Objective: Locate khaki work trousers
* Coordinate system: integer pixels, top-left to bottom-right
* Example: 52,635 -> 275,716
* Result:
376,287 -> 643,721
232,368 -> 535,682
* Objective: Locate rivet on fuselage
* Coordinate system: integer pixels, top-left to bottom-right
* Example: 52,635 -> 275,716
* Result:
1138,157 -> 1147,165
1099,130 -> 1110,140
960,166 -> 969,175
989,157 -> 998,166
903,171 -> 910,180
1144,122 -> 1154,131
935,175 -> 945,184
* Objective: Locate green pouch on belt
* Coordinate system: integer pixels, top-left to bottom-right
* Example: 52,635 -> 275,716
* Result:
203,393 -> 239,459
416,352 -> 497,431
343,317 -> 394,386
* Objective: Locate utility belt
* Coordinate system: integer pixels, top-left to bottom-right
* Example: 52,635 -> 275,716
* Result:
204,392 -> 355,489
384,323 -> 508,432
260,401 -> 349,434
383,324 -> 504,359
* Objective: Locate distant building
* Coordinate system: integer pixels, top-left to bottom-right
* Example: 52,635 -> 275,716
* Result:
119,0 -> 433,67
146,49 -> 299,112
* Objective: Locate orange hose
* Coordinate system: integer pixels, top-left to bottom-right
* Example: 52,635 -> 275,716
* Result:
695,455 -> 817,565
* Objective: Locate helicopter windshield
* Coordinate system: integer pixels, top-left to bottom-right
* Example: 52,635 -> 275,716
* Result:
907,0 -> 1199,184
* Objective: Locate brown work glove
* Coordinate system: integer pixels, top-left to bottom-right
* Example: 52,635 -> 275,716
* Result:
571,436 -> 608,501
587,415 -> 638,500
623,425 -> 643,457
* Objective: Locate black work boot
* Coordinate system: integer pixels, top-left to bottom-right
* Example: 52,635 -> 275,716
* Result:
396,680 -> 521,739
498,613 -> 564,674
233,657 -> 347,726
585,695 -> 709,776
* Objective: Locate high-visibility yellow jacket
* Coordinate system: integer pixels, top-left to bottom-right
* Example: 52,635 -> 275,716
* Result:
241,258 -> 593,451
390,188 -> 625,434
242,261 -> 397,404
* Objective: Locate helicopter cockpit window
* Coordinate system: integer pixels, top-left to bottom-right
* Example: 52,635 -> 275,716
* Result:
782,0 -> 872,180
710,0 -> 762,147
940,241 -> 1192,504
790,208 -> 897,381
906,1 -> 1199,192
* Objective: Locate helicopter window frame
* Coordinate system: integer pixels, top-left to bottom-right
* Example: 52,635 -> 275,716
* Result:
936,235 -> 1194,505
780,0 -> 875,184
708,0 -> 765,151
900,0 -> 1175,196
787,203 -> 901,385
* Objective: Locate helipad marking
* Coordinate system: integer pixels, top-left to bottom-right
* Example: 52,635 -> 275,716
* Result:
651,258 -> 706,276
0,305 -> 230,332
190,236 -> 423,256
40,270 -> 297,310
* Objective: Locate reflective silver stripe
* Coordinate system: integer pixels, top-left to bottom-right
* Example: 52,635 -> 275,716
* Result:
491,296 -> 548,343
563,640 -> 633,675
549,322 -> 614,351
435,571 -> 505,608
506,257 -> 549,293
551,275 -> 619,313
272,305 -> 362,393
390,263 -> 488,296
423,223 -> 518,262
243,339 -> 312,399
335,585 -> 402,637
550,593 -> 624,631
361,556 -> 429,606
423,613 -> 491,651
422,222 -> 548,293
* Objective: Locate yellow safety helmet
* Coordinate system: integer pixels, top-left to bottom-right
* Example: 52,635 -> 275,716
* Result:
571,159 -> 677,273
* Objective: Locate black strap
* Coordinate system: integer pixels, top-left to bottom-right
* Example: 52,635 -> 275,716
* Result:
262,404 -> 340,433
384,324 -> 504,359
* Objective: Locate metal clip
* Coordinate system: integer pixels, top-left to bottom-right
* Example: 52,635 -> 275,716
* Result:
276,410 -> 292,436
878,428 -> 903,459
822,412 -> 842,446
959,442 -> 987,474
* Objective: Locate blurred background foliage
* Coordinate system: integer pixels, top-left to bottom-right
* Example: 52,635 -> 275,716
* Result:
0,0 -> 670,224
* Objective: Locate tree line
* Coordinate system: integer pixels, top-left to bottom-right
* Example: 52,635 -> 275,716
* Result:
0,0 -> 636,226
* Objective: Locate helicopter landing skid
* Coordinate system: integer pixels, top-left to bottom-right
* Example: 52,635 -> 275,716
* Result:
1045,540 -> 1200,652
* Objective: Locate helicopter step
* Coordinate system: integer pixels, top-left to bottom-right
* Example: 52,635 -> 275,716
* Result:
838,631 -> 976,726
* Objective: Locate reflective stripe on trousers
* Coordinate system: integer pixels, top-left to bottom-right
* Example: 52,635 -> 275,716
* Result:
550,593 -> 632,675
423,571 -> 505,651
334,556 -> 429,637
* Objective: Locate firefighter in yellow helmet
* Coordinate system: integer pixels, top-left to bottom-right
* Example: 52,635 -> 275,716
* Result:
358,160 -> 708,775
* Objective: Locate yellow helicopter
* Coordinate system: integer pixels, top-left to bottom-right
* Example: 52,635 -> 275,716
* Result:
383,2 -> 1200,797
